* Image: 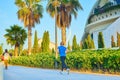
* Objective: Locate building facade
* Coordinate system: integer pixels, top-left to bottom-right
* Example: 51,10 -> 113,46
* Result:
82,0 -> 120,48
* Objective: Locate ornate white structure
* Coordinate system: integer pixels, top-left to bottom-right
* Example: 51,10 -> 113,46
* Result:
82,0 -> 120,48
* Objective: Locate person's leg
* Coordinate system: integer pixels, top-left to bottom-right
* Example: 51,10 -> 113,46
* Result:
63,56 -> 70,74
60,56 -> 64,71
6,60 -> 8,69
4,60 -> 8,69
63,56 -> 67,69
60,56 -> 67,71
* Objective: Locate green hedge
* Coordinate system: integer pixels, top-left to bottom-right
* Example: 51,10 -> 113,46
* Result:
9,50 -> 120,74
66,50 -> 120,73
10,53 -> 55,68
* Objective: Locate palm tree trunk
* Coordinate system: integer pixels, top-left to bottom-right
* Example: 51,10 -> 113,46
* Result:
61,27 -> 66,45
14,44 -> 18,57
28,27 -> 32,55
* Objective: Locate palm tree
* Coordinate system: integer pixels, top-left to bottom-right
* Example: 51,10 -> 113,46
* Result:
4,25 -> 27,57
15,0 -> 43,55
47,0 -> 83,45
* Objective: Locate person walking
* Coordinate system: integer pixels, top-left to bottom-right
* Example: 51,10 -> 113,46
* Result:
3,49 -> 10,70
58,42 -> 70,74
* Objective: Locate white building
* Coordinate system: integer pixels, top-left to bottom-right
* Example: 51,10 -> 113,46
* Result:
82,0 -> 120,48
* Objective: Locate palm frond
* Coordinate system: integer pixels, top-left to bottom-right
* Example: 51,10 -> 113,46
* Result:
15,0 -> 26,8
4,25 -> 27,47
16,0 -> 43,28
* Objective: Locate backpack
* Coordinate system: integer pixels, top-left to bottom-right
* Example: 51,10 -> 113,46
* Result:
1,55 -> 4,61
4,52 -> 9,60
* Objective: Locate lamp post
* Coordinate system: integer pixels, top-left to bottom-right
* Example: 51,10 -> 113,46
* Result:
53,0 -> 60,59
52,0 -> 60,68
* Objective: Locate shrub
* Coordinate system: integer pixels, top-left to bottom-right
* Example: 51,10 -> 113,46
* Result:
9,50 -> 120,74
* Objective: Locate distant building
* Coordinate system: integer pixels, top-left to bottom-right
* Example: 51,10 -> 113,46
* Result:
38,38 -> 55,50
82,0 -> 120,48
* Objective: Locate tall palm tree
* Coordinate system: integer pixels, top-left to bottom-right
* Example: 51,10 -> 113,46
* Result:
47,0 -> 83,45
15,0 -> 43,55
4,25 -> 27,57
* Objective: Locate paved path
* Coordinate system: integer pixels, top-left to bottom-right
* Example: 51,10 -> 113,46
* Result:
4,66 -> 120,80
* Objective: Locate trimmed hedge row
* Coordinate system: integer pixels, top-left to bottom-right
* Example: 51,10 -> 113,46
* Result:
10,53 -> 55,68
66,50 -> 120,73
9,50 -> 120,73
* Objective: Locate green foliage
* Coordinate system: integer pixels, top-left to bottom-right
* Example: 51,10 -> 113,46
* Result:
47,0 -> 82,20
9,49 -> 14,56
98,32 -> 105,48
33,30 -> 38,53
46,0 -> 82,47
117,32 -> 120,47
91,39 -> 95,48
15,0 -> 43,55
0,44 -> 3,55
111,35 -> 116,47
82,34 -> 95,49
46,31 -> 50,51
66,50 -> 120,73
87,34 -> 91,48
82,39 -> 88,49
4,25 -> 27,46
20,49 -> 28,56
72,35 -> 77,50
10,53 -> 55,68
41,31 -> 50,52
79,41 -> 82,49
67,42 -> 71,50
51,48 -> 55,53
15,0 -> 43,27
87,34 -> 95,49
10,50 -> 120,74
4,25 -> 27,56
19,44 -> 23,56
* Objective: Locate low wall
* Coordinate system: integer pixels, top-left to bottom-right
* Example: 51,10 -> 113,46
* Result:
0,62 -> 3,80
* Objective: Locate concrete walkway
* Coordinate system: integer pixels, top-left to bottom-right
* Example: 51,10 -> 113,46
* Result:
4,66 -> 120,80
0,62 -> 3,80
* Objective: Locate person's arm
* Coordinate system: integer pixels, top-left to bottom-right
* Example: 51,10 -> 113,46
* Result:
66,48 -> 72,53
67,49 -> 71,53
65,49 -> 68,53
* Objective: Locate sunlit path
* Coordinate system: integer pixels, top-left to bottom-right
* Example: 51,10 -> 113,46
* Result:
4,66 -> 120,80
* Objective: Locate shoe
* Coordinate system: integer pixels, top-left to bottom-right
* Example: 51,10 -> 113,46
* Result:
5,66 -> 8,70
66,68 -> 70,75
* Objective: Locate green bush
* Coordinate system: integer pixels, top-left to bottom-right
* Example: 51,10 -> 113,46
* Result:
9,50 -> 120,74
10,53 -> 55,68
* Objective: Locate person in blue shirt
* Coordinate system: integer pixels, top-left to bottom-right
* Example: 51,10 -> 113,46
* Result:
58,42 -> 69,74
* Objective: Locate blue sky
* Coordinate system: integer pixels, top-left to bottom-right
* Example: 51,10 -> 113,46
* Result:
0,0 -> 96,50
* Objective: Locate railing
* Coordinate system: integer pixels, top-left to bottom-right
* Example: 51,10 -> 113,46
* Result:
88,4 -> 120,24
93,2 -> 120,15
0,62 -> 4,80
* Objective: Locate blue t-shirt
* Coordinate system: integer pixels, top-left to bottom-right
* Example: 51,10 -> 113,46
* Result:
58,45 -> 67,56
